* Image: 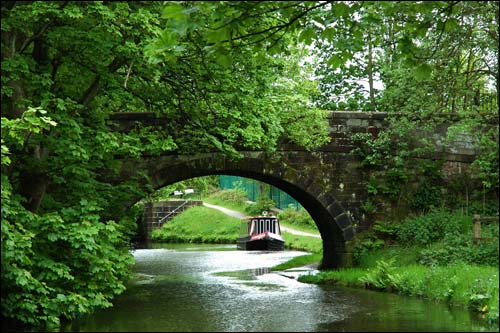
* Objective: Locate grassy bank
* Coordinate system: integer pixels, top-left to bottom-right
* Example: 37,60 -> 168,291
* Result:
298,255 -> 499,325
279,209 -> 499,326
202,189 -> 249,213
282,231 -> 322,253
271,253 -> 322,271
151,206 -> 240,243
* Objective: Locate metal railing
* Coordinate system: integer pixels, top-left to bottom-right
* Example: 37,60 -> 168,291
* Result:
157,200 -> 189,225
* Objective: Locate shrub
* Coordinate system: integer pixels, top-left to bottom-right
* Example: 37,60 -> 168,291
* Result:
417,237 -> 499,267
208,189 -> 248,205
371,220 -> 400,241
396,209 -> 498,266
358,258 -> 402,292
245,197 -> 276,215
278,206 -> 316,229
348,227 -> 387,266
396,209 -> 470,246
1,190 -> 133,330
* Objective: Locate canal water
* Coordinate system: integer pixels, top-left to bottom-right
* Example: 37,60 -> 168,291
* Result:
75,244 -> 493,332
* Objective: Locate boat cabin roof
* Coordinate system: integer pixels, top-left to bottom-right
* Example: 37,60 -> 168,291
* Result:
240,215 -> 282,237
246,215 -> 278,220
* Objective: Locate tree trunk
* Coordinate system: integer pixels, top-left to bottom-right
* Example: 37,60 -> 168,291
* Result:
3,31 -> 51,213
367,31 -> 375,109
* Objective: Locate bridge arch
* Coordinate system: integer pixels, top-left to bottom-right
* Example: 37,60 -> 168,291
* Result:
112,111 -> 478,269
133,152 -> 354,269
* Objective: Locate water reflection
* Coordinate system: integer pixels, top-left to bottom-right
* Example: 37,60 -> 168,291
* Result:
76,244 -> 495,332
251,267 -> 270,276
314,285 -> 492,332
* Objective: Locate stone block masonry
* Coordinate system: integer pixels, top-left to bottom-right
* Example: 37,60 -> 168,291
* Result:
142,200 -> 202,239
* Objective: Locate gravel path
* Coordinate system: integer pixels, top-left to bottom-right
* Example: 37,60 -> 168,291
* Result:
202,202 -> 247,219
202,202 -> 321,238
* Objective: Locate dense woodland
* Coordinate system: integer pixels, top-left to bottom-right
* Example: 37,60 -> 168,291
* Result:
1,1 -> 498,330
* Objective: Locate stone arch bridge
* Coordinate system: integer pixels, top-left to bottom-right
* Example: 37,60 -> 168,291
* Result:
109,111 -> 476,269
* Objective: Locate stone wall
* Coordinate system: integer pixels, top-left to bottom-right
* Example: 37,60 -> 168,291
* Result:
142,200 -> 202,239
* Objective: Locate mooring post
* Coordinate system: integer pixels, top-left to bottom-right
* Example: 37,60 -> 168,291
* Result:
473,214 -> 481,245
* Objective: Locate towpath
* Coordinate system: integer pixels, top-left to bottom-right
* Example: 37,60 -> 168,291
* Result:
202,202 -> 321,238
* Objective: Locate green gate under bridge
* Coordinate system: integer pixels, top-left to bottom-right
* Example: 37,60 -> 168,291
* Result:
219,175 -> 301,210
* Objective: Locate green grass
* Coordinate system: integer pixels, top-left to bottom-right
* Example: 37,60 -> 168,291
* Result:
151,206 -> 240,243
299,267 -> 366,287
271,253 -> 322,271
282,231 -> 322,253
202,190 -> 249,213
355,245 -> 422,268
298,249 -> 499,326
280,220 -> 320,234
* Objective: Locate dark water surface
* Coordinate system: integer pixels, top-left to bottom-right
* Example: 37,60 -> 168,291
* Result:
75,244 -> 494,332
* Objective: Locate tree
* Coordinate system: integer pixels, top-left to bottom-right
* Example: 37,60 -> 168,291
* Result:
1,1 -> 328,329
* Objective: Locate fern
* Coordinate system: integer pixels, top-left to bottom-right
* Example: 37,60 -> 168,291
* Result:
359,258 -> 402,292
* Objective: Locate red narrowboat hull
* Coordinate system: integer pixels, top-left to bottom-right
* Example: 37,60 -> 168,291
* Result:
237,233 -> 284,251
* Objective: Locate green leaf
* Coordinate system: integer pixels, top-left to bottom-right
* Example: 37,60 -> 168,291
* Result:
414,64 -> 432,81
332,2 -> 350,18
216,53 -> 232,67
327,54 -> 343,69
204,27 -> 231,44
444,18 -> 460,32
298,27 -> 316,44
162,4 -> 185,20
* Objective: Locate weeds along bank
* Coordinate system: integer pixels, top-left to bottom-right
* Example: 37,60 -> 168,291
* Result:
299,209 -> 499,326
299,258 -> 498,327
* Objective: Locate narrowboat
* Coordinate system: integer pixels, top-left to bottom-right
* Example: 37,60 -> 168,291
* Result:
237,212 -> 285,251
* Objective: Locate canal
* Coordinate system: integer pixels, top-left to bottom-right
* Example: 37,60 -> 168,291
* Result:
75,244 -> 492,332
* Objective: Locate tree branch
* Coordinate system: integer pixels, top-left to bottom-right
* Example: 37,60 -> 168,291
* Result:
18,1 -> 70,54
215,1 -> 330,47
78,57 -> 125,106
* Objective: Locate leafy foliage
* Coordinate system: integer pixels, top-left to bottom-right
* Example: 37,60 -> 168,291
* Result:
359,258 -> 402,292
278,206 -> 316,230
1,2 -> 329,328
351,208 -> 499,268
1,117 -> 133,329
351,126 -> 445,215
396,209 -> 470,246
244,197 -> 276,216
347,207 -> 498,271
